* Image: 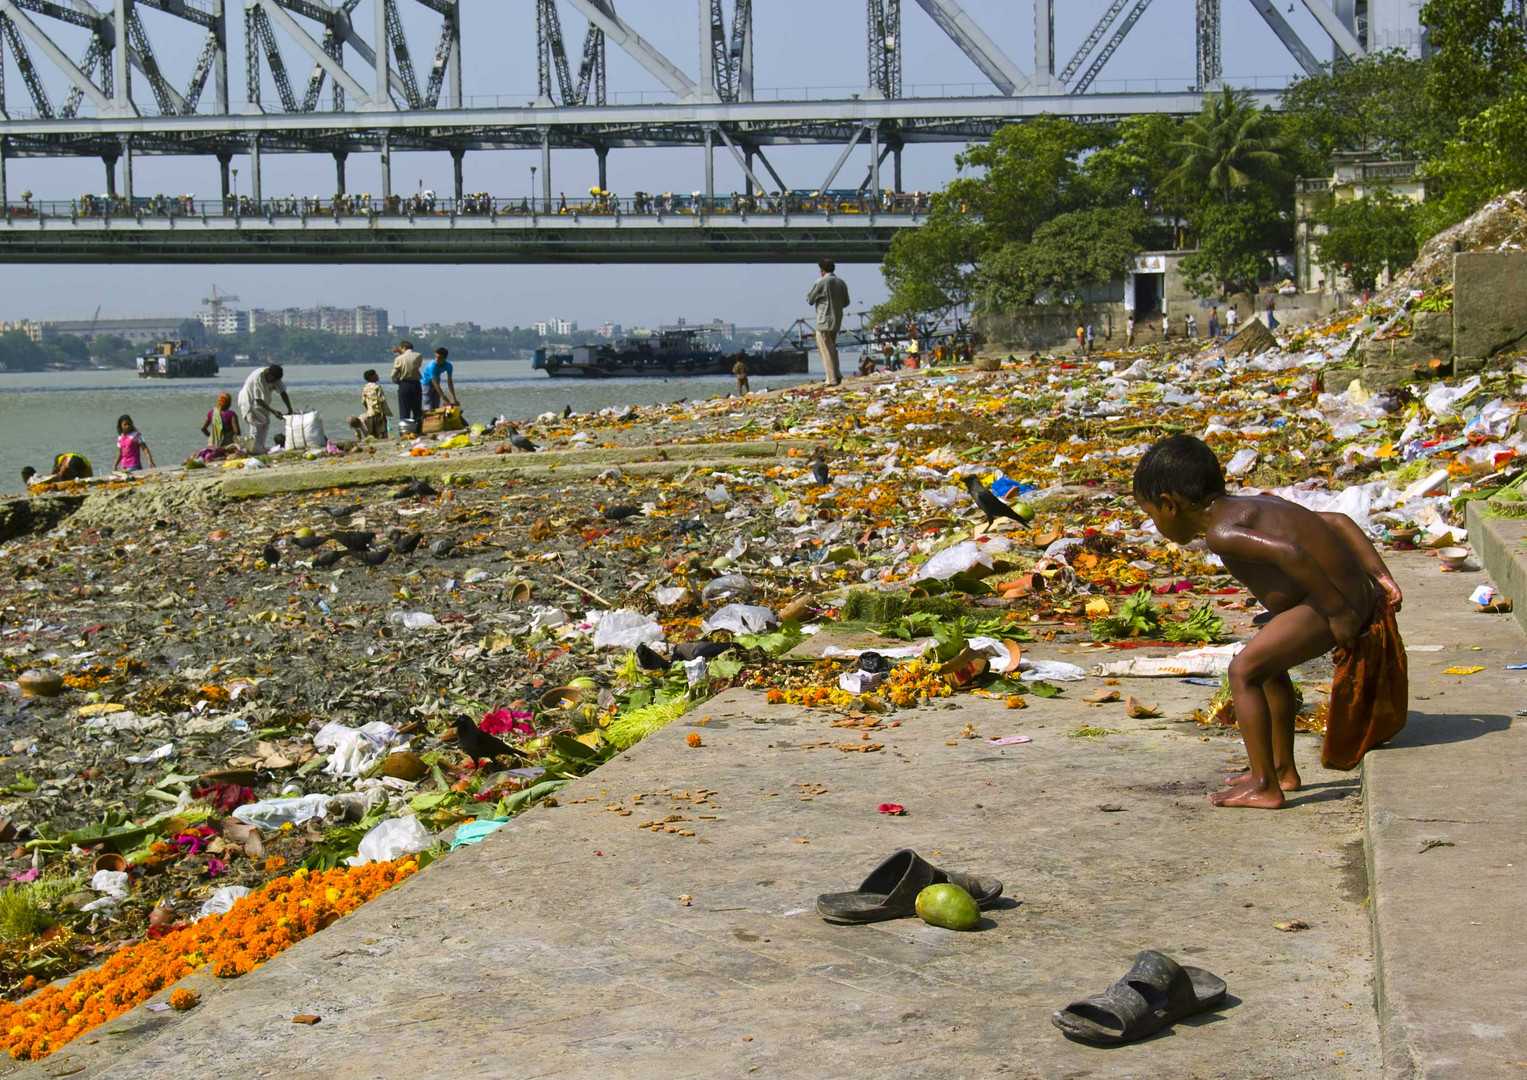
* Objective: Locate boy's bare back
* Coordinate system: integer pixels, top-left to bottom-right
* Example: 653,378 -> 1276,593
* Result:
1204,494 -> 1376,622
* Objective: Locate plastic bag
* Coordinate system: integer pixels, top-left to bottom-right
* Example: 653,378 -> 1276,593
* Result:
283,410 -> 327,451
920,486 -> 968,509
386,611 -> 439,630
450,819 -> 508,851
1018,660 -> 1088,682
1091,644 -> 1244,678
1225,449 -> 1258,477
314,720 -> 403,778
701,574 -> 755,600
920,541 -> 994,581
653,586 -> 690,607
345,814 -> 433,866
196,885 -> 251,920
700,604 -> 777,635
1423,376 -> 1481,418
592,609 -> 664,649
90,869 -> 130,899
231,792 -> 332,828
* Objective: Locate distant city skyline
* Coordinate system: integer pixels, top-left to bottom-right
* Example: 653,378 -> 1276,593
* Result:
0,1 -> 1320,327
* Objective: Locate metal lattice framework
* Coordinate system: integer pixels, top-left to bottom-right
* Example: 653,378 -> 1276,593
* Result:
0,2 -> 1381,218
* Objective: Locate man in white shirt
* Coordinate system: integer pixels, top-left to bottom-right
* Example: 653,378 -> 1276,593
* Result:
237,365 -> 293,453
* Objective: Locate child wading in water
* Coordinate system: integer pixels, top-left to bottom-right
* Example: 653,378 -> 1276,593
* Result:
113,415 -> 154,472
1132,435 -> 1407,808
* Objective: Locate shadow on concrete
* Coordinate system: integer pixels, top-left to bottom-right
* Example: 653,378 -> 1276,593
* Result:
1389,711 -> 1513,750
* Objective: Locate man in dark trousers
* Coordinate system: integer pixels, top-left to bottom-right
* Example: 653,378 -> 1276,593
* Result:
807,258 -> 850,387
390,340 -> 425,433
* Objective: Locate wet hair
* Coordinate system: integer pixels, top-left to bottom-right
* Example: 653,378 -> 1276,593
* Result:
1132,435 -> 1227,506
20,466 -> 35,483
399,340 -> 414,350
117,414 -> 134,433
435,347 -> 449,359
363,369 -> 379,382
818,258 -> 835,273
266,364 -> 284,380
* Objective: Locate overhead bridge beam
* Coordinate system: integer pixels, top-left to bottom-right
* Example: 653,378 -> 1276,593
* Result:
911,0 -> 1029,95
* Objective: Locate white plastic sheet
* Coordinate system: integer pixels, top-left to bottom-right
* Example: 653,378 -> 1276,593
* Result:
700,604 -> 777,635
1018,660 -> 1089,682
345,814 -> 433,866
196,885 -> 252,920
231,793 -> 332,828
314,720 -> 403,778
921,541 -> 994,581
592,609 -> 664,649
1424,376 -> 1481,418
90,869 -> 130,899
1091,643 -> 1244,678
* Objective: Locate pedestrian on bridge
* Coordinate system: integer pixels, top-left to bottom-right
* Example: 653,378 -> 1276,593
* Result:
237,365 -> 292,455
807,258 -> 850,387
390,341 -> 425,434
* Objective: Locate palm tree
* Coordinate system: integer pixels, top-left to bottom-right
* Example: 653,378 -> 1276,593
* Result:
1166,88 -> 1289,205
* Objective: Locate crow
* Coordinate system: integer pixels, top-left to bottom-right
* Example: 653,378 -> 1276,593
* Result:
810,453 -> 830,487
312,549 -> 346,569
963,475 -> 1026,531
506,423 -> 537,453
320,502 -> 362,519
666,519 -> 706,537
260,544 -> 281,566
292,532 -> 326,550
357,547 -> 390,566
429,538 -> 455,558
601,504 -> 641,523
392,477 -> 437,500
673,641 -> 737,661
328,530 -> 376,553
562,404 -> 573,418
635,642 -> 671,672
393,532 -> 424,556
452,716 -> 522,765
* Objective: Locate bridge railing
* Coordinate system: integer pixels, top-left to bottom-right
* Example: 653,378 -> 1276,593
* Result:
7,191 -> 934,222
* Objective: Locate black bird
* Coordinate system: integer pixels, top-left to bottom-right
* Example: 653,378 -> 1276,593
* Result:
393,532 -> 424,556
963,475 -> 1026,531
260,544 -> 281,566
312,549 -> 346,569
320,502 -> 362,519
429,538 -> 455,558
635,642 -> 671,672
673,641 -> 737,661
392,477 -> 437,500
292,532 -> 326,550
357,547 -> 390,566
506,424 -> 537,453
602,504 -> 641,523
452,716 -> 522,764
810,454 -> 830,487
328,530 -> 376,553
562,404 -> 573,418
666,518 -> 706,537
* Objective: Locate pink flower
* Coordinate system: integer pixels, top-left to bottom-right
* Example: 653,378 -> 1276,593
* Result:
9,868 -> 39,884
481,709 -> 535,738
877,803 -> 906,816
205,858 -> 227,877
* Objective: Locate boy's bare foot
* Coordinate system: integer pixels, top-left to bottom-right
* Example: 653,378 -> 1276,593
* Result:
1224,768 -> 1302,792
1209,785 -> 1285,809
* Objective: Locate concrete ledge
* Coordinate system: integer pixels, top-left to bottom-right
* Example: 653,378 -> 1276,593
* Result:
1465,502 -> 1527,636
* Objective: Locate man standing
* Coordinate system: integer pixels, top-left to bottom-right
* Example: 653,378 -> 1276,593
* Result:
1207,306 -> 1221,338
1225,306 -> 1238,336
422,347 -> 459,412
733,357 -> 750,395
1125,316 -> 1136,348
391,340 -> 425,432
237,364 -> 292,453
1085,323 -> 1095,354
806,258 -> 850,386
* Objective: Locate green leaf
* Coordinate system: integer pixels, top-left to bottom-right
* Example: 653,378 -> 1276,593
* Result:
550,734 -> 597,761
1028,681 -> 1063,698
707,657 -> 745,681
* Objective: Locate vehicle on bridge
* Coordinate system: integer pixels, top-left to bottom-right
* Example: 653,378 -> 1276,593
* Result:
534,327 -> 807,379
136,340 -> 219,379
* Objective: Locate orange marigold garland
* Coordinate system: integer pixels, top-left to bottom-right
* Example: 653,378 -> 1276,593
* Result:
0,859 -> 417,1061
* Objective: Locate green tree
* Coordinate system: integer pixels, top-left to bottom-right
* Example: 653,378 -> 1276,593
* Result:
1178,195 -> 1288,298
878,212 -> 983,317
1421,0 -> 1527,143
1279,51 -> 1433,168
973,206 -> 1148,312
1422,88 -> 1527,233
1311,191 -> 1422,291
1166,88 -> 1290,206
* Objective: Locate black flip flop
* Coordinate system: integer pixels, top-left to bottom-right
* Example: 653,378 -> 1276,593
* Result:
815,848 -> 1003,925
1052,950 -> 1227,1045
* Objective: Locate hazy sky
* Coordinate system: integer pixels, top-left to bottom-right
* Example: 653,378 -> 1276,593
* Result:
0,1 -> 1329,329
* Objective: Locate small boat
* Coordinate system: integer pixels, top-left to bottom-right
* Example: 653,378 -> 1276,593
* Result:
534,327 -> 807,379
137,340 -> 219,379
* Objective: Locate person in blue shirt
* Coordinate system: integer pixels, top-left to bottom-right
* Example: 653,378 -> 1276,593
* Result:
422,347 -> 459,411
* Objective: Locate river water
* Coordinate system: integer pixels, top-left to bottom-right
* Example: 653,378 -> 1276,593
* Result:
0,357 -> 826,497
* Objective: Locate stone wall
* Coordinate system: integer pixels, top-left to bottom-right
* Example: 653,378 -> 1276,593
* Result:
975,303 -> 1126,352
1454,252 -> 1527,361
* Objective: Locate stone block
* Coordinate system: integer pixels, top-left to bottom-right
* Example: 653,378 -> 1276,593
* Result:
1454,251 -> 1527,359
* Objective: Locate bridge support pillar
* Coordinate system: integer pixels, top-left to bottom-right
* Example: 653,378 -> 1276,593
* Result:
122,138 -> 134,204
893,145 -> 902,194
380,133 -> 392,199
704,128 -> 714,212
596,147 -> 608,193
249,135 -> 262,206
869,125 -> 880,204
0,140 -> 8,211
540,130 -> 552,214
103,155 -> 118,199
334,151 -> 347,195
218,153 -> 232,205
452,149 -> 465,203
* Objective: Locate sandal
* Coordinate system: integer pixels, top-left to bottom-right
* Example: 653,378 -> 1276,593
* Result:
815,848 -> 1003,925
1052,950 -> 1227,1045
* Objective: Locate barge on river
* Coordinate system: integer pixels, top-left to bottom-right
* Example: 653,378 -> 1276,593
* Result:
137,340 -> 219,379
533,327 -> 807,379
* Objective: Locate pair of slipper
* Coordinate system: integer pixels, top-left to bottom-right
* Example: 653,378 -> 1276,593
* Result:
817,852 -> 1226,1045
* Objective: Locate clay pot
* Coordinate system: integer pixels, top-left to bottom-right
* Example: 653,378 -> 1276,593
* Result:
92,852 -> 127,874
1438,547 -> 1470,570
540,686 -> 584,711
17,670 -> 63,698
506,581 -> 532,603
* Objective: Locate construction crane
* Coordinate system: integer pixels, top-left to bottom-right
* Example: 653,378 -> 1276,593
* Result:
202,285 -> 239,314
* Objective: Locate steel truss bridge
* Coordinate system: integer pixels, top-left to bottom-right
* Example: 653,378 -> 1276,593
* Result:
0,1 -> 1375,263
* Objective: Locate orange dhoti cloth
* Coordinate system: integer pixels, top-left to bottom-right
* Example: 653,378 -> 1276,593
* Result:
1322,598 -> 1408,770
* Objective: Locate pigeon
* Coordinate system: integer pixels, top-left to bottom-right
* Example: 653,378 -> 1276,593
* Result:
452,716 -> 522,764
810,453 -> 830,487
260,544 -> 281,566
312,550 -> 346,569
328,530 -> 376,553
393,532 -> 424,556
320,502 -> 362,519
357,547 -> 390,566
562,404 -> 573,418
963,475 -> 1026,531
635,642 -> 671,672
601,504 -> 642,523
429,538 -> 455,558
392,477 -> 437,500
292,532 -> 326,550
506,424 -> 537,453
